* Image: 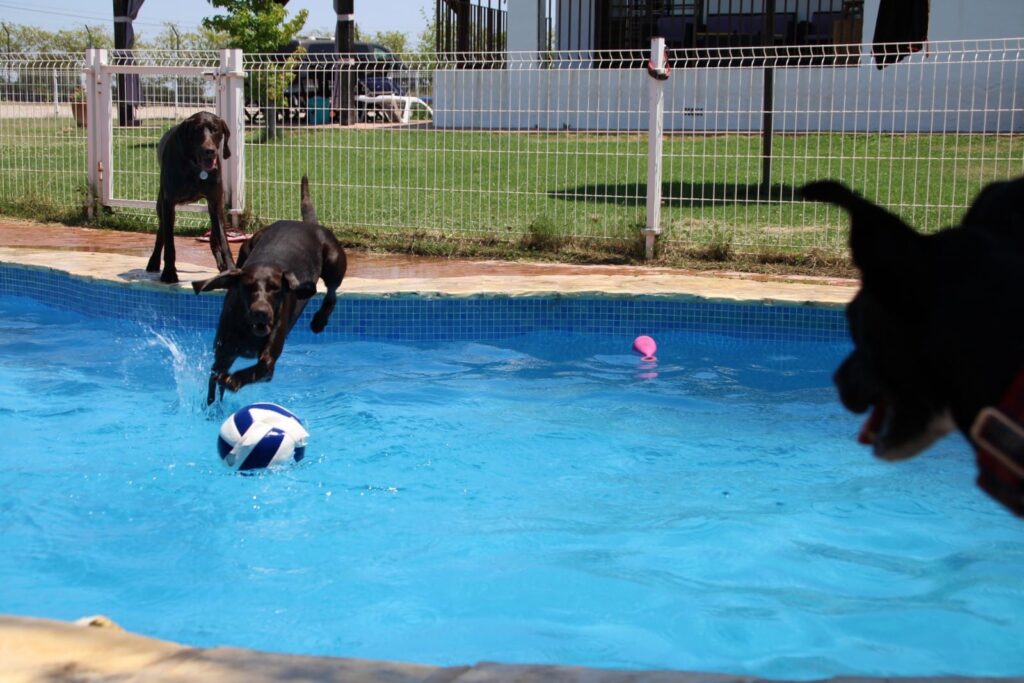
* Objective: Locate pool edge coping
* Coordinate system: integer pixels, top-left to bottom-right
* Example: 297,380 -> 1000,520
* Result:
0,256 -> 851,311
5,614 -> 1019,683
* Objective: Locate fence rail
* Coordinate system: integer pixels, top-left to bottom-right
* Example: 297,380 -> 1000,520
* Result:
0,39 -> 1021,257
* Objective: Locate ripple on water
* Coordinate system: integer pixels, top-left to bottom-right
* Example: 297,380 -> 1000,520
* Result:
1,296 -> 1023,678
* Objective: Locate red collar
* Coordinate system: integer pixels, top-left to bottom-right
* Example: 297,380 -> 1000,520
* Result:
970,370 -> 1024,517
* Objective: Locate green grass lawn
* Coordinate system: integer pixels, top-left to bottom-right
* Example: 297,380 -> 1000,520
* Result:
2,116 -> 1021,256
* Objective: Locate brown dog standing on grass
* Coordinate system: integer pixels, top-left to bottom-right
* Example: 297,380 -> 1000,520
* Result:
148,111 -> 234,284
192,176 -> 347,405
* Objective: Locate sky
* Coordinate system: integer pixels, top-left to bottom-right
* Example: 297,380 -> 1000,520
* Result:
0,0 -> 434,41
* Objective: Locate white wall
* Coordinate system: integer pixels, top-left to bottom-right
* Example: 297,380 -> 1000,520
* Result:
436,41 -> 1022,134
507,0 -> 546,52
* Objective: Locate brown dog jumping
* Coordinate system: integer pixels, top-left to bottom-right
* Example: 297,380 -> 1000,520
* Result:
148,111 -> 234,284
192,176 -> 347,405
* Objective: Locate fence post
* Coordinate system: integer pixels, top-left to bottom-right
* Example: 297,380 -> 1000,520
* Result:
218,48 -> 245,229
52,69 -> 59,116
644,37 -> 667,260
84,50 -> 98,218
84,48 -> 112,217
760,4 -> 776,199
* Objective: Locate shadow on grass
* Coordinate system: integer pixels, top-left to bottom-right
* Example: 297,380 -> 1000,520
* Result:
548,181 -> 803,207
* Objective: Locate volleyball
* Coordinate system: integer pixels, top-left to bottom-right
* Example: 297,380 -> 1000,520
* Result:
217,403 -> 309,471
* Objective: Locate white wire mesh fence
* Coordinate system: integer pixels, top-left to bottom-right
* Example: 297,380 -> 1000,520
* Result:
0,39 -> 1021,255
242,48 -> 654,246
0,53 -> 87,217
659,38 -> 1024,251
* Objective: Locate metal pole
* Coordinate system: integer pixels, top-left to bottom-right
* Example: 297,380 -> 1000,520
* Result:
171,25 -> 180,117
219,48 -> 245,228
85,48 -> 113,212
334,0 -> 355,125
537,0 -> 546,51
644,37 -> 666,260
113,0 -> 129,126
760,1 -> 775,198
85,48 -> 100,218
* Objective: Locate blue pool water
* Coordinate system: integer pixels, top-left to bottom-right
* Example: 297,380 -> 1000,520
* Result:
1,293 -> 1022,679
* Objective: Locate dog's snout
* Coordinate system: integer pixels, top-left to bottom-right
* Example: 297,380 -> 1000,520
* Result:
197,143 -> 219,172
834,354 -> 874,414
249,306 -> 273,337
249,306 -> 272,325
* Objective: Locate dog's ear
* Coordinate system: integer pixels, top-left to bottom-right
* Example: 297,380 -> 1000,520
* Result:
192,269 -> 242,294
283,271 -> 317,300
218,118 -> 232,159
802,181 -> 929,309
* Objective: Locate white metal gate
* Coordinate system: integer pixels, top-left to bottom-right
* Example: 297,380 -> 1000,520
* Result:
82,48 -> 246,227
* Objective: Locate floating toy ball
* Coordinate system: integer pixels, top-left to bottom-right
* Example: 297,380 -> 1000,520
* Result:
217,403 -> 309,471
632,335 -> 657,361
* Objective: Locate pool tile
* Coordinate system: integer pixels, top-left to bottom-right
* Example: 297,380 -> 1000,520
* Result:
0,263 -> 848,343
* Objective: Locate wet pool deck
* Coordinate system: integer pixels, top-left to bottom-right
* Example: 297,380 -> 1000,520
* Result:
0,218 -> 926,683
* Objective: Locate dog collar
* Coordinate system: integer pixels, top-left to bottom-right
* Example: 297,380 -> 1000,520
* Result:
969,369 -> 1024,516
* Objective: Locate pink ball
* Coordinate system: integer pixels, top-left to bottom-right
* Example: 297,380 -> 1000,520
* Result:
632,335 -> 657,360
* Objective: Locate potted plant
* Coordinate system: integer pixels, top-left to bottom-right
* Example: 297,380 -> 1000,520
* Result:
70,87 -> 87,128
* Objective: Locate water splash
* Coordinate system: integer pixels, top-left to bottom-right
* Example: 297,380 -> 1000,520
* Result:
145,327 -> 211,415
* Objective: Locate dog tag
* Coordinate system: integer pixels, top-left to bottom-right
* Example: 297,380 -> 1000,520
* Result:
200,170 -> 209,180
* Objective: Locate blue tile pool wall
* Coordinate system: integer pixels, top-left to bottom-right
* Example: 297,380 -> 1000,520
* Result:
0,264 -> 849,343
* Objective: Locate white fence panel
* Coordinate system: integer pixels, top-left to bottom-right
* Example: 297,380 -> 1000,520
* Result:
0,53 -> 87,219
0,40 -> 1021,257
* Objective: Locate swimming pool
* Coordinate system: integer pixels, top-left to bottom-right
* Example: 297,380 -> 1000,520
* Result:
1,265 -> 1022,680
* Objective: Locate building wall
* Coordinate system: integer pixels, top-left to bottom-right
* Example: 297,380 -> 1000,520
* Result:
508,0 -> 546,51
434,48 -> 1022,134
439,0 -> 1024,133
533,0 -> 1024,50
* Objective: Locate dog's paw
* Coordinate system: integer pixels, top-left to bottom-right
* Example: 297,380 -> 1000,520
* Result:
216,373 -> 240,392
159,271 -> 180,284
310,313 -> 329,333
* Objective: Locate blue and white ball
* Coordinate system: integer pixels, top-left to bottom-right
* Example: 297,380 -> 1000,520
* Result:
217,403 -> 309,471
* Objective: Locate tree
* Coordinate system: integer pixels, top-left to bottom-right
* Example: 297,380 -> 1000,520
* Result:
414,7 -> 437,55
0,24 -> 112,100
362,30 -> 410,54
201,0 -> 307,52
1,23 -> 112,54
131,24 -> 229,109
202,0 -> 308,138
145,22 -> 226,51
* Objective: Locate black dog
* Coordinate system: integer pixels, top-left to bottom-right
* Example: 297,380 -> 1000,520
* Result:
148,111 -> 234,284
802,177 -> 1024,516
192,176 -> 347,405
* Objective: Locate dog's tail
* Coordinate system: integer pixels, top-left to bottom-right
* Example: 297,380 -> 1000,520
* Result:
800,179 -> 908,229
799,180 -> 868,211
801,179 -> 923,283
300,175 -> 318,224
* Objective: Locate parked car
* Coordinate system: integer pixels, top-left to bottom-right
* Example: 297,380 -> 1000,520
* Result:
245,38 -> 411,125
